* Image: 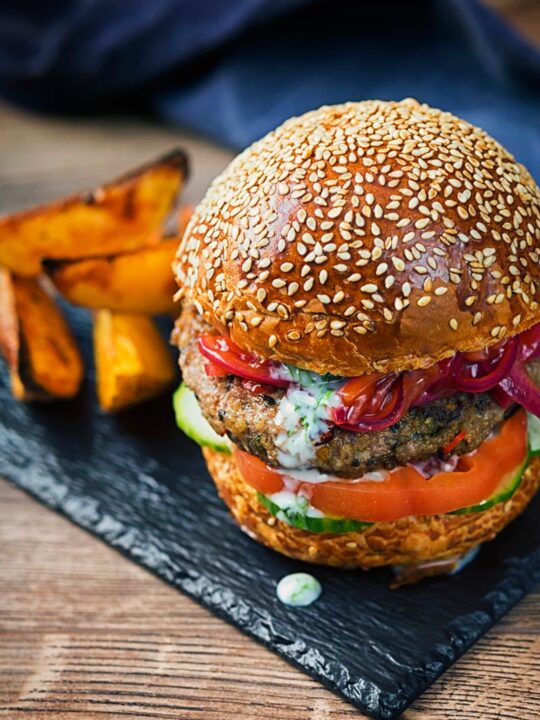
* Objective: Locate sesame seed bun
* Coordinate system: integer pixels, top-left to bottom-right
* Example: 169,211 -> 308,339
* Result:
203,447 -> 540,569
175,99 -> 540,376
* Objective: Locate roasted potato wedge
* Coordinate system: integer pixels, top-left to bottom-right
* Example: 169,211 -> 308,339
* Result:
47,238 -> 179,314
0,268 -> 84,400
46,205 -> 194,314
0,149 -> 188,277
94,310 -> 176,413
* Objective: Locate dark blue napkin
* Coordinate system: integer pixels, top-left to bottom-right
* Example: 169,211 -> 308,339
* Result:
0,0 -> 538,178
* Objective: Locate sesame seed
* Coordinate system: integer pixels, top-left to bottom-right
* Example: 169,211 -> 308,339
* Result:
179,100 -> 540,356
288,282 -> 299,295
328,207 -> 343,219
417,295 -> 432,307
268,334 -> 277,348
449,318 -> 458,330
473,312 -> 483,325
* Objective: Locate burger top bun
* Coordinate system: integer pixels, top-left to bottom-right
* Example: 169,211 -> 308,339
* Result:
175,99 -> 540,376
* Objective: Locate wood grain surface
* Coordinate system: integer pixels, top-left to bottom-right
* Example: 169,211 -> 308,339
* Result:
1,9 -> 540,712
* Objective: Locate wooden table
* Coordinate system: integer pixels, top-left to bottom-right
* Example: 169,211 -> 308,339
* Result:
1,42 -> 540,717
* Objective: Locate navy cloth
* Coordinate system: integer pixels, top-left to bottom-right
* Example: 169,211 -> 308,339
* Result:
0,0 -> 538,178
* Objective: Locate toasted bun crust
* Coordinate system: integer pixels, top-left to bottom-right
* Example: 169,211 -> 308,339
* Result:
175,99 -> 540,376
203,447 -> 540,568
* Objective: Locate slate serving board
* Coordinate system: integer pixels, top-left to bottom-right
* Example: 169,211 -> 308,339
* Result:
1,307 -> 540,720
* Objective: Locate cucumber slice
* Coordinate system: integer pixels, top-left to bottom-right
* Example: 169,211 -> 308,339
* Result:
528,413 -> 540,457
449,457 -> 528,515
173,382 -> 230,453
257,492 -> 372,534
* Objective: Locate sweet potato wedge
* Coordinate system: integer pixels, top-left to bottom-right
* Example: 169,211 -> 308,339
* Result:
0,149 -> 188,277
47,238 -> 179,314
93,310 -> 176,413
0,268 -> 84,400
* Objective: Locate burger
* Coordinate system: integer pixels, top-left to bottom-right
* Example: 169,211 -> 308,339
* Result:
172,99 -> 540,573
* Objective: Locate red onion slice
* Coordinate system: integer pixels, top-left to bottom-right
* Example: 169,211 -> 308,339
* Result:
520,324 -> 540,361
452,337 -> 519,393
499,359 -> 540,416
198,334 -> 290,388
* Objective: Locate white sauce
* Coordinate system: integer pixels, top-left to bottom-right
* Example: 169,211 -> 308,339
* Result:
276,465 -> 389,485
279,467 -> 331,484
392,545 -> 480,581
273,369 -> 342,468
269,490 -> 324,519
449,546 -> 480,574
276,572 -> 322,607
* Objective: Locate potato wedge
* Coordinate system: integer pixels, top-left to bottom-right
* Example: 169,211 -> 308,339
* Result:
47,238 -> 179,314
94,310 -> 176,413
0,268 -> 84,400
0,149 -> 188,277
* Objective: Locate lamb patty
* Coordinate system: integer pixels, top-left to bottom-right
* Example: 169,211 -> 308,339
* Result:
177,308 -> 537,478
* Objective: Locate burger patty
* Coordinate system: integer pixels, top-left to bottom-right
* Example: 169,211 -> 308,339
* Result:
177,309 -> 539,478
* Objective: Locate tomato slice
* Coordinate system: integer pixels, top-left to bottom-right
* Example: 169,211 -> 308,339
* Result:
233,411 -> 527,522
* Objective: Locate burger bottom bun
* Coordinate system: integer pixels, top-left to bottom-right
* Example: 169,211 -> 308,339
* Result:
203,448 -> 540,569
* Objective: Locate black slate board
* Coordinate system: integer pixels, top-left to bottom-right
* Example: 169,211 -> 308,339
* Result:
1,307 -> 539,720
